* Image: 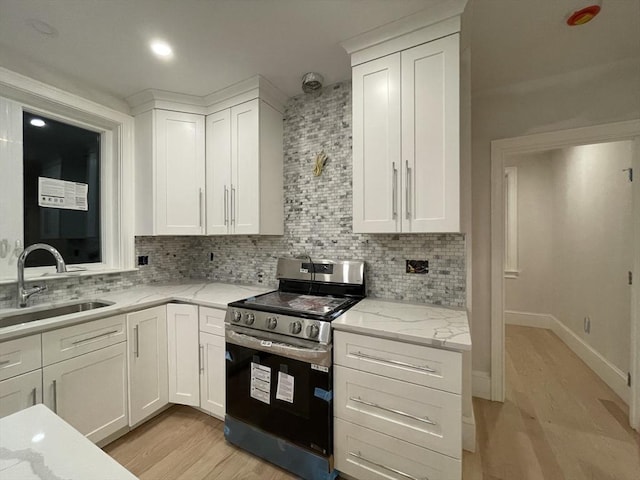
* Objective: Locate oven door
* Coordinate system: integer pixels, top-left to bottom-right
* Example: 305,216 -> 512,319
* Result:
225,326 -> 333,456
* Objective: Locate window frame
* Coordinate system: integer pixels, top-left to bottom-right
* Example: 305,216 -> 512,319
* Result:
0,67 -> 135,282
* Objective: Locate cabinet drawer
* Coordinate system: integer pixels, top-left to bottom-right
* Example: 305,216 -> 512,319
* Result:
199,306 -> 226,336
334,331 -> 461,394
335,418 -> 461,480
335,366 -> 461,459
0,334 -> 41,381
42,315 -> 126,366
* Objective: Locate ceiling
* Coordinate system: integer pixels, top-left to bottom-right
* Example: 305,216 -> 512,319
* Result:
0,0 -> 638,109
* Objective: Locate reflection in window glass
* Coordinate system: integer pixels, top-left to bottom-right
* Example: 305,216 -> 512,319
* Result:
23,112 -> 101,267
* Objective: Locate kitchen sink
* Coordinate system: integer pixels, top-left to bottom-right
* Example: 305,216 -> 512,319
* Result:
0,301 -> 114,328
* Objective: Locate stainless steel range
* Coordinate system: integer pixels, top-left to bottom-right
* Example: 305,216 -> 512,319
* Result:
224,257 -> 365,480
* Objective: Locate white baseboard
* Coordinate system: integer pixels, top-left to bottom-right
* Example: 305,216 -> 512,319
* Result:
505,310 -> 552,328
547,315 -> 630,404
472,370 -> 491,400
462,412 -> 476,452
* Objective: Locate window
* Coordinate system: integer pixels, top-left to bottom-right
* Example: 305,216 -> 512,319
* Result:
22,112 -> 102,267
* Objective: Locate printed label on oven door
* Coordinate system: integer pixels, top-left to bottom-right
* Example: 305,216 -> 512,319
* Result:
250,363 -> 271,405
276,371 -> 295,403
311,364 -> 329,373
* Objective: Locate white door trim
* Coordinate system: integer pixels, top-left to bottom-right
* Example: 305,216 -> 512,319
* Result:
490,120 -> 640,431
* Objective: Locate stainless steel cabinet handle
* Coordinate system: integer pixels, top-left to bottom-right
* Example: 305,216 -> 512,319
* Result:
71,329 -> 119,345
352,351 -> 436,373
406,160 -> 411,219
32,387 -> 37,406
199,344 -> 204,373
350,396 -> 436,425
349,451 -> 427,480
134,325 -> 139,358
0,359 -> 10,366
224,186 -> 229,225
231,185 -> 236,225
392,162 -> 398,218
52,380 -> 58,413
199,188 -> 204,228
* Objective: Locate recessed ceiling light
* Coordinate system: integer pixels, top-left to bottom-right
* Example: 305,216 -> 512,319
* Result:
30,118 -> 46,127
26,19 -> 58,37
150,40 -> 173,59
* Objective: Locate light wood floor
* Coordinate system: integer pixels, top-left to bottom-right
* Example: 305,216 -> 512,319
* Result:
105,326 -> 640,479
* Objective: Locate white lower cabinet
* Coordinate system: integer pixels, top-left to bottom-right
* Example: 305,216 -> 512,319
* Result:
334,331 -> 463,480
127,306 -> 168,426
0,369 -> 42,418
166,304 -> 226,419
43,342 -> 128,444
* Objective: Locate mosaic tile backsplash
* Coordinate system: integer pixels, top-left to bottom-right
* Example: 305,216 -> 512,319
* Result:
0,81 -> 465,310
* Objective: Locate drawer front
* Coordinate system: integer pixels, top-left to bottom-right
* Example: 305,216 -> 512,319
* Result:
0,334 -> 42,381
335,418 -> 461,480
334,331 -> 461,394
199,306 -> 226,336
42,315 -> 126,366
335,366 -> 461,458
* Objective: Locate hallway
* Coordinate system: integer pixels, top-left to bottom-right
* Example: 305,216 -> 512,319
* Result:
464,325 -> 640,479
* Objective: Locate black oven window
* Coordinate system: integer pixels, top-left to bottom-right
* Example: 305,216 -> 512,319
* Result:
22,112 -> 101,267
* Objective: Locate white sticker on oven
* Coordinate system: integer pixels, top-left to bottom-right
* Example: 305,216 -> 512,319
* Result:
250,362 -> 271,405
276,371 -> 295,403
311,364 -> 329,373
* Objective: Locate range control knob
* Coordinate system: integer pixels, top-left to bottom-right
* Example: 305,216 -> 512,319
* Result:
232,311 -> 242,323
267,317 -> 278,330
290,321 -> 302,335
244,313 -> 255,325
306,323 -> 320,339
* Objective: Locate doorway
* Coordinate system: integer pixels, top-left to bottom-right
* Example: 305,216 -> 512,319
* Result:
490,120 -> 640,430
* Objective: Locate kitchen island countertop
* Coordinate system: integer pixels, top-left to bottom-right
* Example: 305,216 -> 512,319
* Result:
332,298 -> 471,351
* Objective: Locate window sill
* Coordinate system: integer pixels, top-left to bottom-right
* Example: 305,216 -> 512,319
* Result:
0,267 -> 139,286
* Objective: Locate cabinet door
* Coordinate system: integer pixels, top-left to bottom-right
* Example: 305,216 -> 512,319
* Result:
199,332 -> 225,419
231,99 -> 260,234
154,110 -> 205,235
0,370 -> 42,418
401,34 -> 459,232
167,304 -> 199,407
206,109 -> 232,234
43,343 -> 128,444
127,306 -> 168,426
352,53 -> 401,233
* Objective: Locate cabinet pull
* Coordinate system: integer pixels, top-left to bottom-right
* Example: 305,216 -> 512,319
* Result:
71,329 -> 119,345
134,325 -> 139,358
199,344 -> 204,373
231,185 -> 236,225
0,359 -> 10,366
348,451 -> 427,480
32,387 -> 37,406
406,160 -> 411,219
199,188 -> 204,228
351,351 -> 436,373
350,396 -> 436,425
52,380 -> 58,413
224,186 -> 229,225
392,162 -> 398,218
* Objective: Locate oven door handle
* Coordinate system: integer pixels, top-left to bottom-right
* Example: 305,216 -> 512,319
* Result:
225,327 -> 332,368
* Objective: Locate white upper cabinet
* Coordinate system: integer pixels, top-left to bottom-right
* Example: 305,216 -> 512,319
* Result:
135,109 -> 206,235
206,98 -> 283,235
349,16 -> 462,233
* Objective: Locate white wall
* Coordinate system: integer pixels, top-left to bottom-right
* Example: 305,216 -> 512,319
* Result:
551,141 -> 633,373
504,152 -> 554,316
471,58 -> 640,374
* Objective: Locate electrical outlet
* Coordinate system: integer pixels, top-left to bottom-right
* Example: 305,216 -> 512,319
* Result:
137,255 -> 149,266
406,260 -> 428,274
209,252 -> 214,262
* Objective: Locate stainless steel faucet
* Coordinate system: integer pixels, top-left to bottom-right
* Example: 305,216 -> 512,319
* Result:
17,243 -> 67,308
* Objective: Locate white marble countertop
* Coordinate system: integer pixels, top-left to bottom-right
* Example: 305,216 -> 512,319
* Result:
332,298 -> 471,351
0,404 -> 137,480
0,282 -> 272,342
